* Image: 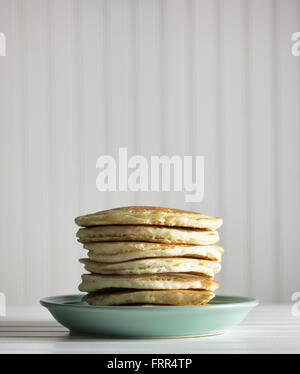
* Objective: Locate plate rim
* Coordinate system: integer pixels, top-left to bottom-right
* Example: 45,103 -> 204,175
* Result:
40,293 -> 259,311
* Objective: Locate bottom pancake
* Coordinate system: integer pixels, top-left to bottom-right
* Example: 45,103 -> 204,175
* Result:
83,289 -> 215,306
79,272 -> 219,292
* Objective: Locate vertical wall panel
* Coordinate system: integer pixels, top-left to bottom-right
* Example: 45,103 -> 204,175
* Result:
276,0 -> 300,302
162,0 -> 190,208
105,0 -> 138,207
191,0 -> 219,216
0,0 -> 10,300
49,0 -> 81,296
21,0 -> 51,305
10,0 -> 26,306
0,0 -> 26,306
248,0 -> 276,302
79,0 -> 108,212
218,0 -> 248,296
137,0 -> 164,205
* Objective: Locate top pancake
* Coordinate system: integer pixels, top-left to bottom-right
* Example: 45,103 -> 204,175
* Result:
75,206 -> 222,231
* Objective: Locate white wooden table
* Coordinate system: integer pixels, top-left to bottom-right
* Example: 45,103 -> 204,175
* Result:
0,305 -> 299,354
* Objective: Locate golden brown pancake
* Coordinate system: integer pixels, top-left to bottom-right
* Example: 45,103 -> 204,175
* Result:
84,242 -> 223,262
75,206 -> 222,230
77,225 -> 219,245
83,289 -> 215,306
79,272 -> 219,292
80,257 -> 221,278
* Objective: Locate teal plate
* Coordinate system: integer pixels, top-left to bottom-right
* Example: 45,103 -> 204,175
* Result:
40,294 -> 258,338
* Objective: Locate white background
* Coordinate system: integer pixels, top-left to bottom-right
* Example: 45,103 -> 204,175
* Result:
0,0 -> 299,306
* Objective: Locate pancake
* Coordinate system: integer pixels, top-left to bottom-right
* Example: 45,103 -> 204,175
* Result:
77,225 -> 219,245
79,272 -> 219,292
82,289 -> 215,306
75,206 -> 222,230
80,257 -> 221,278
84,242 -> 223,262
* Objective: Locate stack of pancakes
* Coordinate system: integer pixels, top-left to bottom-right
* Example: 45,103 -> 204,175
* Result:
75,206 -> 223,306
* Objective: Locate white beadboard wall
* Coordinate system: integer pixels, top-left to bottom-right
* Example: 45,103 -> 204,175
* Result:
0,0 -> 299,306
